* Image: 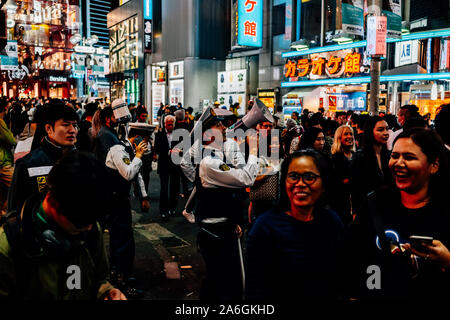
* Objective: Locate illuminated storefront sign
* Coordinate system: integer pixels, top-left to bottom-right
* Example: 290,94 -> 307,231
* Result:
49,76 -> 68,82
237,0 -> 263,47
143,0 -> 152,53
284,52 -> 363,79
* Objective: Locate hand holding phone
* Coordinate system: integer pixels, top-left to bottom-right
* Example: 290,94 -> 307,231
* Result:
409,235 -> 433,250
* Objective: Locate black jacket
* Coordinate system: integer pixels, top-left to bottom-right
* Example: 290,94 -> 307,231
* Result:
154,129 -> 179,175
7,137 -> 75,216
350,147 -> 392,217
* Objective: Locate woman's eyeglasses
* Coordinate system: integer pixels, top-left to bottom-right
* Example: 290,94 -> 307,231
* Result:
286,172 -> 321,185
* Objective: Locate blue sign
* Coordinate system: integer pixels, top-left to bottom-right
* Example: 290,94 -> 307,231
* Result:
144,0 -> 152,20
238,0 -> 263,47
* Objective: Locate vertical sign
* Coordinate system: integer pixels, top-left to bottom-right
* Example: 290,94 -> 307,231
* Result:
143,0 -> 152,53
382,0 -> 402,39
366,15 -> 387,57
427,38 -> 432,73
341,0 -> 364,36
237,0 -> 263,47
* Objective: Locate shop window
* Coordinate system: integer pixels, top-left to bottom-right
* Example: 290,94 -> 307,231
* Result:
273,4 -> 286,36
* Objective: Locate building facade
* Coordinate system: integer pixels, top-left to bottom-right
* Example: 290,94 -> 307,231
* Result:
0,0 -> 81,99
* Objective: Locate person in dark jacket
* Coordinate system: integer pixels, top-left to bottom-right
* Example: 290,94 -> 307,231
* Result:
0,151 -> 126,300
76,102 -> 98,152
154,115 -> 179,220
330,125 -> 356,225
345,128 -> 450,300
351,116 -> 393,218
6,101 -> 78,216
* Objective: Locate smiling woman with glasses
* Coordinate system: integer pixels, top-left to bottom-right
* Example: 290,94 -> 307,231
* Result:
245,149 -> 345,301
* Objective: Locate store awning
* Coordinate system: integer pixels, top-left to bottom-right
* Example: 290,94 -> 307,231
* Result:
382,63 -> 427,76
282,86 -> 319,98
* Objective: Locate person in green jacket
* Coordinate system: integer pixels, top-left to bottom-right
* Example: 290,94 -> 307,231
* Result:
0,99 -> 16,215
0,151 -> 126,300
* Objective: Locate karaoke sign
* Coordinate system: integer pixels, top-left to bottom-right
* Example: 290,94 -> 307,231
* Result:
237,0 -> 263,47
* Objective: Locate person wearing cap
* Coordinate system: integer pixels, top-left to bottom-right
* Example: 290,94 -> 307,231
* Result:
213,101 -> 220,109
195,110 -> 259,301
128,122 -> 155,195
6,100 -> 79,217
91,103 -> 149,298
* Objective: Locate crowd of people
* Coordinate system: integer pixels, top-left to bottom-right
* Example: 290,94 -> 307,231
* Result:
0,94 -> 449,301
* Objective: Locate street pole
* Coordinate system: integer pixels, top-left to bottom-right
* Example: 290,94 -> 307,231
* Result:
368,0 -> 382,115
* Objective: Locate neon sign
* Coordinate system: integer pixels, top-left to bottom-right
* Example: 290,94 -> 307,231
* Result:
237,0 -> 262,47
284,52 -> 362,78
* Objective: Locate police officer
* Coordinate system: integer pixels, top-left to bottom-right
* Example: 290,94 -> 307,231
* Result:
92,103 -> 149,298
195,111 -> 259,301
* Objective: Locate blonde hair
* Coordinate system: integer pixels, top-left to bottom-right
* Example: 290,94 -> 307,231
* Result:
331,125 -> 356,155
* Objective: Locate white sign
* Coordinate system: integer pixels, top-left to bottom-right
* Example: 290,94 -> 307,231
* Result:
217,69 -> 247,94
395,40 -> 419,67
217,93 -> 246,115
367,16 -> 387,57
169,61 -> 184,79
152,83 -> 165,123
74,46 -> 96,54
49,76 -> 68,82
169,79 -> 184,105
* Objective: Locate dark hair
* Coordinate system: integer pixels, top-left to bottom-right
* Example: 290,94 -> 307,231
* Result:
99,106 -> 114,126
299,127 -> 324,150
399,104 -> 420,122
362,116 -> 387,150
276,105 -> 283,112
84,102 -> 98,117
278,149 -> 331,211
393,128 -> 450,204
47,151 -> 112,227
43,100 -> 78,127
186,107 -> 194,114
136,107 -> 148,118
309,112 -> 322,127
435,104 -> 450,145
402,117 -> 427,130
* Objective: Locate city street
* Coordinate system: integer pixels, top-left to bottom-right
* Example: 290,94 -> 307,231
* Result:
115,166 -> 205,300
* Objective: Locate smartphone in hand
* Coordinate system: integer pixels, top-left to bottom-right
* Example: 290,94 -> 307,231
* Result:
409,235 -> 433,250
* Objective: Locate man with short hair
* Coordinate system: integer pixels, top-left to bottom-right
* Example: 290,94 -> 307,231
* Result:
7,100 -> 78,216
387,104 -> 420,150
0,151 -> 126,300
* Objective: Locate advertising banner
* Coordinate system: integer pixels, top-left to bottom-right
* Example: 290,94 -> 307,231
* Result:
169,79 -> 184,105
217,69 -> 247,94
169,61 -> 184,79
366,15 -> 387,56
152,83 -> 165,123
382,0 -> 402,39
217,93 -> 246,115
237,0 -> 263,47
341,0 -> 364,36
0,41 -> 19,71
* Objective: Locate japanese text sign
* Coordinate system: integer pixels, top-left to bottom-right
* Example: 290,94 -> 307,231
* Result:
366,15 -> 387,57
238,0 -> 263,47
284,52 -> 362,79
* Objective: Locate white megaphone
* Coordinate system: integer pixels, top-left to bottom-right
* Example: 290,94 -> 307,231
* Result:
227,98 -> 275,131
